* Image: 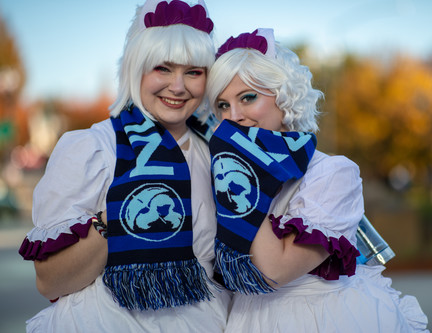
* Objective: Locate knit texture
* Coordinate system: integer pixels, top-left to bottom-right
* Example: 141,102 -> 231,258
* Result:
103,105 -> 212,310
209,120 -> 316,294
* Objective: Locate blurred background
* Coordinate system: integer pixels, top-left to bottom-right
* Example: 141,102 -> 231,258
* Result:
0,0 -> 431,332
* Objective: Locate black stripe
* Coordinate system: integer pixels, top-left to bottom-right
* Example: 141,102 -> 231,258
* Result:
107,247 -> 196,266
216,223 -> 253,254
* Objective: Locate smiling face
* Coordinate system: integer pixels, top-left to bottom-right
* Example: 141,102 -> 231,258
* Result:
140,62 -> 207,140
216,75 -> 287,132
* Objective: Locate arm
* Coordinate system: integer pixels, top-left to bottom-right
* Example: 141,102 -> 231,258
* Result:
35,214 -> 108,300
250,155 -> 363,287
250,217 -> 329,287
28,127 -> 114,299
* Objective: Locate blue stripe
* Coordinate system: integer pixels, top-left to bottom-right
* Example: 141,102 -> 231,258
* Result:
277,157 -> 302,179
305,140 -> 316,160
230,132 -> 274,167
116,144 -> 135,159
109,231 -> 193,253
217,218 -> 258,242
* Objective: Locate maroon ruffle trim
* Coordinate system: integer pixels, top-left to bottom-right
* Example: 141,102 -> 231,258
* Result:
270,214 -> 360,280
18,219 -> 92,261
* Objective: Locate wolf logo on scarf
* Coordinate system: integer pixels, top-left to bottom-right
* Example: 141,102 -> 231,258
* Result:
213,152 -> 260,218
120,183 -> 185,241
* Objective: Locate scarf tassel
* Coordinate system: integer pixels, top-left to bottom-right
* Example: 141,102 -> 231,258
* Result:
215,238 -> 275,295
103,259 -> 213,311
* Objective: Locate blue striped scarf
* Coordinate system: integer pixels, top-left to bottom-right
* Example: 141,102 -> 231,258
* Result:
103,105 -> 213,310
209,120 -> 316,294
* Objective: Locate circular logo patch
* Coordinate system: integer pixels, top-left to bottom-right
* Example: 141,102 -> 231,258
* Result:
119,183 -> 185,242
212,152 -> 259,218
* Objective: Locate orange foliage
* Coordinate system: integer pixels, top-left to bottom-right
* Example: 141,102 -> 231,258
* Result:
318,55 -> 432,184
57,93 -> 114,131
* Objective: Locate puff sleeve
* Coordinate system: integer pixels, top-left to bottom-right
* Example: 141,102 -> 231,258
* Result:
19,120 -> 115,260
270,151 -> 364,280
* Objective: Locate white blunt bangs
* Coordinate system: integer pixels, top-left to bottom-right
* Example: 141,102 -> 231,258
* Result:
110,23 -> 215,118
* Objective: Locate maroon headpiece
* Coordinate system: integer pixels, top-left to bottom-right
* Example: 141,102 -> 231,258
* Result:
216,28 -> 276,59
141,0 -> 214,34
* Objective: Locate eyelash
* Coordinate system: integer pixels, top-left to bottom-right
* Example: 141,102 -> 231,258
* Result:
153,66 -> 203,76
154,66 -> 169,72
217,102 -> 229,111
216,93 -> 258,112
241,93 -> 257,103
187,70 -> 204,76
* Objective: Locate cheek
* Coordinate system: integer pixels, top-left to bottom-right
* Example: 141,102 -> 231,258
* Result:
269,108 -> 286,131
220,112 -> 230,121
141,76 -> 164,94
189,77 -> 206,98
252,99 -> 272,120
252,99 -> 284,130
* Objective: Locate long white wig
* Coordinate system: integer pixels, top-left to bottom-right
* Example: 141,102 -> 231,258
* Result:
207,44 -> 323,132
109,5 -> 216,119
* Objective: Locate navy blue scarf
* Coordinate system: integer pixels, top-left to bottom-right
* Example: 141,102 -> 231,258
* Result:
103,105 -> 213,310
209,120 -> 316,294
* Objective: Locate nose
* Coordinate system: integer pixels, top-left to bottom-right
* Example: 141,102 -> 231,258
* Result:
169,73 -> 186,96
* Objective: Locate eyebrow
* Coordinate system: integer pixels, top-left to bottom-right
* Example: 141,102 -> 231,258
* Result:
240,89 -> 257,96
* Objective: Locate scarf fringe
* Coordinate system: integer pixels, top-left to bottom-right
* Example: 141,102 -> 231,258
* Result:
103,259 -> 213,311
215,238 -> 275,295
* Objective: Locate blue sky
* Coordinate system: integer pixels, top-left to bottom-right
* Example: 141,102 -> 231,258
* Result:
0,0 -> 431,101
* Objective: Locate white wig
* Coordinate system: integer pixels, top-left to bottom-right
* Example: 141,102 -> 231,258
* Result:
109,5 -> 216,119
207,43 -> 323,132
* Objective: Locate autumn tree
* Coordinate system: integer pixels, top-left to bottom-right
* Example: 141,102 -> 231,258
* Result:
0,13 -> 26,162
315,54 -> 432,188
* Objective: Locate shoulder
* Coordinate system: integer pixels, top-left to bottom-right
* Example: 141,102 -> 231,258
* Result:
288,151 -> 364,243
308,150 -> 360,175
44,119 -> 116,177
59,119 -> 114,151
295,150 -> 364,216
31,120 -> 116,232
51,119 -> 115,161
302,151 -> 361,187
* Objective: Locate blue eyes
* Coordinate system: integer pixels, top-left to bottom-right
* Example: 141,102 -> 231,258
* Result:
216,93 -> 258,111
241,93 -> 257,103
154,66 -> 169,72
153,66 -> 203,76
186,70 -> 204,76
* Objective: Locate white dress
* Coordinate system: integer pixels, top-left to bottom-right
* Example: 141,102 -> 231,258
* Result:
19,119 -> 231,333
225,151 -> 429,333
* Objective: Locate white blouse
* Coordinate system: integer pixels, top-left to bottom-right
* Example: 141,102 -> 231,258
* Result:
24,119 -> 217,276
22,119 -> 231,333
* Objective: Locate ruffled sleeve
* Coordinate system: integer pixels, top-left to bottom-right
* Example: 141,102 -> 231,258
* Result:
19,120 -> 115,260
269,151 -> 364,280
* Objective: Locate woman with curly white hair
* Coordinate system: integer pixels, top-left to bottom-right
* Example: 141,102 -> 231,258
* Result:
206,28 -> 428,332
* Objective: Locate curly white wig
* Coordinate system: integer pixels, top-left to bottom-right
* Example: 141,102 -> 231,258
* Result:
207,43 -> 323,132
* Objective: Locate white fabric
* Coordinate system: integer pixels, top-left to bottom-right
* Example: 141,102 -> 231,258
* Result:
25,119 -> 231,332
226,151 -> 429,333
27,120 -> 116,243
269,151 -> 364,248
226,265 -> 428,333
287,151 -> 364,246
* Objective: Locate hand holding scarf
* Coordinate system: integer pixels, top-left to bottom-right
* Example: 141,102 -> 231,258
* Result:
210,120 -> 316,294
